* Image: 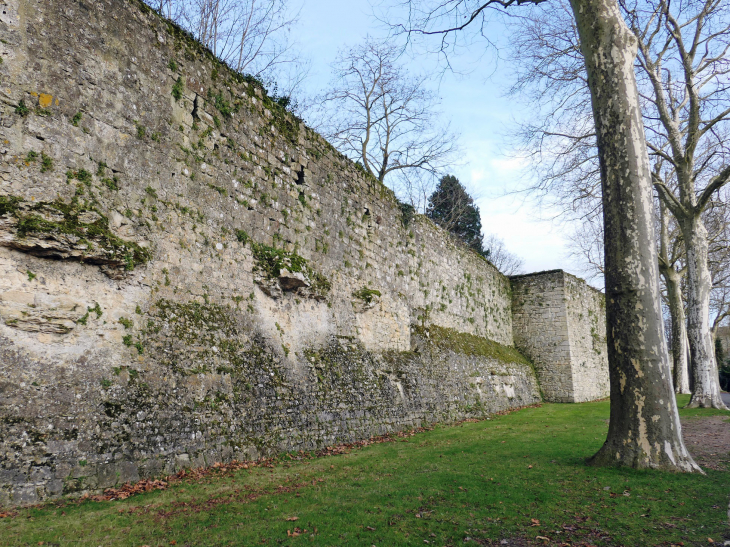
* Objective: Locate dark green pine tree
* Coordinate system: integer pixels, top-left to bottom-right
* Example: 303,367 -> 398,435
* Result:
426,175 -> 485,255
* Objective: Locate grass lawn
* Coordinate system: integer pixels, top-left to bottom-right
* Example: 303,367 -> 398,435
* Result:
1,397 -> 728,546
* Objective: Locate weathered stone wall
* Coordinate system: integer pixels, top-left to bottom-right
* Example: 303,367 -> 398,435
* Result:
563,273 -> 609,403
0,0 -> 537,505
510,270 -> 608,403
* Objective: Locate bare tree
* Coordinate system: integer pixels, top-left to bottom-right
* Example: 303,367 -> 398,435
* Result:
570,184 -> 730,395
506,0 -> 730,409
391,0 -> 700,472
156,0 -> 180,19
567,219 -> 605,281
570,0 -> 699,471
658,201 -> 691,394
634,1 -> 730,410
569,197 -> 693,394
146,0 -> 305,99
705,190 -> 730,337
507,3 -> 601,223
483,234 -> 524,275
313,38 -> 458,210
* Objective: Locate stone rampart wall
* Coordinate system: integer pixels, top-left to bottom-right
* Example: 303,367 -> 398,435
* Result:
0,0 -> 535,505
510,270 -> 609,403
510,271 -> 573,402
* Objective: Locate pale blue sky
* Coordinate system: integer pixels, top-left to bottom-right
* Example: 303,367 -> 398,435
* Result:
294,0 -> 577,276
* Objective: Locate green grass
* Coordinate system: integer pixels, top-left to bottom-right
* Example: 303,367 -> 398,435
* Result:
677,393 -> 730,418
1,400 -> 727,546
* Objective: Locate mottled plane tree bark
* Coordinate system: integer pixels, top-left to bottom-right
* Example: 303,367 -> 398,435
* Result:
505,0 -> 730,409
658,200 -> 691,394
393,0 -> 701,471
705,192 -> 730,340
569,0 -> 699,471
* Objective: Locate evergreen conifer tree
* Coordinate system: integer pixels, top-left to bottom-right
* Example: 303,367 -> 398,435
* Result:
426,175 -> 485,255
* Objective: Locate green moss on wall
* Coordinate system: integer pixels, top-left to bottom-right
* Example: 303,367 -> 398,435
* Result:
251,242 -> 308,278
1,194 -> 151,270
352,286 -> 381,304
249,241 -> 330,297
415,325 -> 532,367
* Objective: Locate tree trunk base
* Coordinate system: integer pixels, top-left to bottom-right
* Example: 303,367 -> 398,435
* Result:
686,394 -> 728,410
587,441 -> 704,473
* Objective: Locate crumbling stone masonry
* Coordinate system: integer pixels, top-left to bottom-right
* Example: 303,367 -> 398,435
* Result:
0,0 -> 606,505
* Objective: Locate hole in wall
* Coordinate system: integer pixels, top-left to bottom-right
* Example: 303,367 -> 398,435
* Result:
191,94 -> 200,120
296,167 -> 305,185
363,207 -> 373,230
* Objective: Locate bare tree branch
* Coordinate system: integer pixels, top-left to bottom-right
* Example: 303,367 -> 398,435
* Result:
311,38 -> 459,210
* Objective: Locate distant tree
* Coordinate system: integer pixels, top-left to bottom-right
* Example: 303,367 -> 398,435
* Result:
314,38 -> 458,211
426,175 -> 484,254
719,334 -> 730,391
483,234 -> 525,275
658,201 -> 690,394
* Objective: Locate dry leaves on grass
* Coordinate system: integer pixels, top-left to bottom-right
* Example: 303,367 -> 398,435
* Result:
84,480 -> 169,502
287,527 -> 307,537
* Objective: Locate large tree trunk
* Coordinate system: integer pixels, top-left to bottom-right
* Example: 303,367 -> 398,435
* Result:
658,202 -> 690,394
685,329 -> 694,392
664,268 -> 691,394
682,215 -> 728,409
569,0 -> 700,472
